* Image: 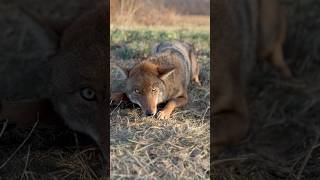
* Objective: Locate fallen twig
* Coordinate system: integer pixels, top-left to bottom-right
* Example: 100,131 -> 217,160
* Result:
0,120 -> 38,170
0,119 -> 8,138
296,130 -> 320,180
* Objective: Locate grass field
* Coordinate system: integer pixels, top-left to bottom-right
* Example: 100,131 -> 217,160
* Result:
110,27 -> 210,179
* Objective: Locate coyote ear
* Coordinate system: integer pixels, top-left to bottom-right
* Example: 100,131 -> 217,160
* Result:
19,7 -> 60,56
115,64 -> 131,79
158,67 -> 175,80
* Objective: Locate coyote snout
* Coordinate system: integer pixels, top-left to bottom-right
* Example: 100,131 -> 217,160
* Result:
124,66 -> 169,117
127,85 -> 160,116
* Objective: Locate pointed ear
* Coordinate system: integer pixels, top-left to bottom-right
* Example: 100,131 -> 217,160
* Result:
114,64 -> 131,79
158,67 -> 175,80
19,7 -> 60,56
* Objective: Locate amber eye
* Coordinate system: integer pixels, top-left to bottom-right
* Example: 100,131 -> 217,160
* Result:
80,88 -> 96,101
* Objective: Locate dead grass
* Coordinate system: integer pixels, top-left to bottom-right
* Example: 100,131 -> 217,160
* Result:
111,0 -> 176,26
110,0 -> 210,27
110,110 -> 209,179
0,125 -> 104,179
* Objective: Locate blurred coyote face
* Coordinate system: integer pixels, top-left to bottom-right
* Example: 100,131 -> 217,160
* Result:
49,5 -> 108,153
1,3 -> 109,158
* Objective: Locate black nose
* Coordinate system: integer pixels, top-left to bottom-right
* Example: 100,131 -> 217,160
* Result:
145,110 -> 155,116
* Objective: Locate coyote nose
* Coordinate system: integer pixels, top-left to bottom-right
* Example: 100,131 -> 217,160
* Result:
145,110 -> 155,116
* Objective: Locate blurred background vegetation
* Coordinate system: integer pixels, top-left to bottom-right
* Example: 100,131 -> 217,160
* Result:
110,0 -> 210,28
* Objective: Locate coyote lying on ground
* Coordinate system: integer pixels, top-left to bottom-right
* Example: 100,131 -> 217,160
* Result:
212,0 -> 292,148
111,41 -> 201,119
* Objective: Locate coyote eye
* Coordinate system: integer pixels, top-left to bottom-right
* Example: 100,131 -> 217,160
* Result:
134,89 -> 140,94
80,88 -> 96,101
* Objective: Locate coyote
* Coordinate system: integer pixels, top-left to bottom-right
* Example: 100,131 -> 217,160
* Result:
0,3 -> 108,159
212,0 -> 292,147
112,41 -> 201,119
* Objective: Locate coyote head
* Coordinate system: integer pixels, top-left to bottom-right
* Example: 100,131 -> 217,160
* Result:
117,61 -> 175,116
24,3 -> 109,157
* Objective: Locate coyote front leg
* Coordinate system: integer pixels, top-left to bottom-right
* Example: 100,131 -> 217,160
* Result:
111,92 -> 127,102
157,93 -> 188,119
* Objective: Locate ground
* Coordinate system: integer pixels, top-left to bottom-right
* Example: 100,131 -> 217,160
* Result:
212,0 -> 320,179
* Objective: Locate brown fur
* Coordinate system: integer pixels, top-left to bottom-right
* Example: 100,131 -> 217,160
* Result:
112,41 -> 200,119
212,0 -> 292,149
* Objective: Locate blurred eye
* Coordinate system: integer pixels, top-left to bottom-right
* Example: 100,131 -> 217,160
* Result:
152,88 -> 157,92
80,88 -> 96,101
134,89 -> 140,94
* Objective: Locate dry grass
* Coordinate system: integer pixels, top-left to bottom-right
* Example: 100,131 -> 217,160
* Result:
110,0 -> 210,27
110,111 -> 209,178
110,0 -> 177,26
110,27 -> 210,179
0,124 -> 105,179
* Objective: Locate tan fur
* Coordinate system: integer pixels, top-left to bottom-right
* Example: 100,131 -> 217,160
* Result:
112,41 -> 200,119
212,0 -> 292,148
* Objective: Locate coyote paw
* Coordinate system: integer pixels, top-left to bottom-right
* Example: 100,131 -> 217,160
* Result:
157,110 -> 172,119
